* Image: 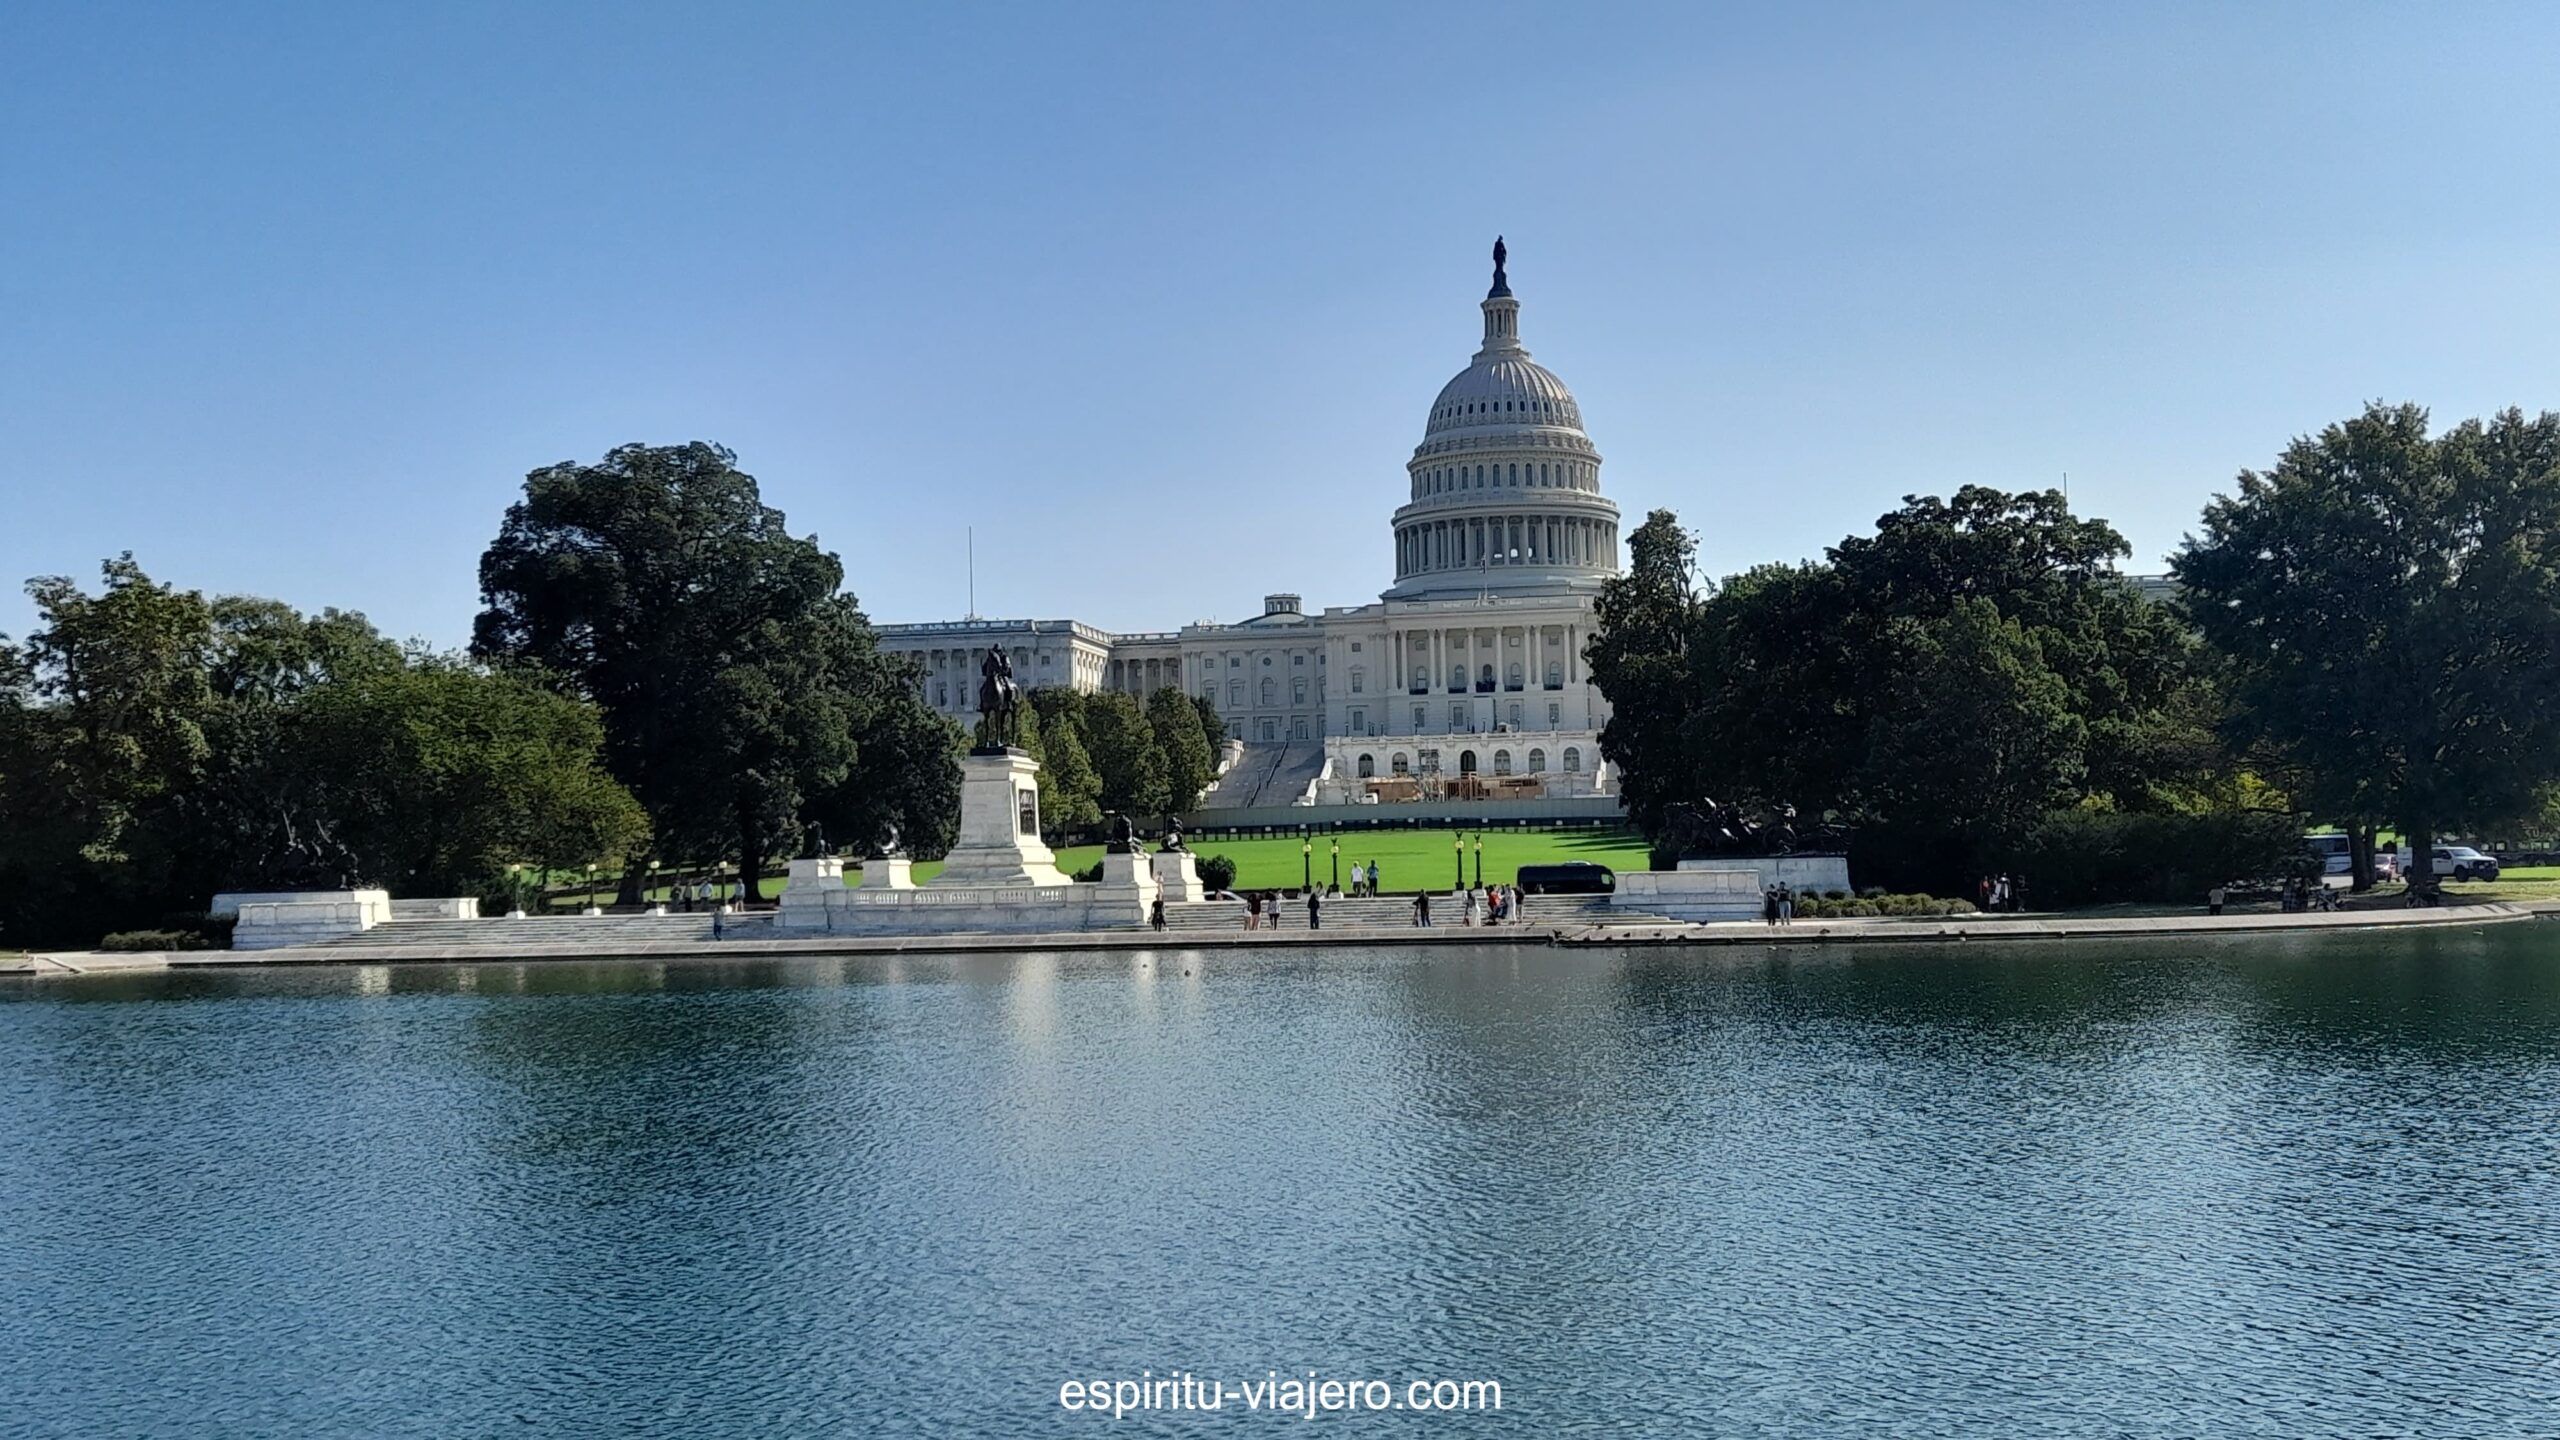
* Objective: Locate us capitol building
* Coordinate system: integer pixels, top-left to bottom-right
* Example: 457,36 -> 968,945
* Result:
880,243 -> 1623,808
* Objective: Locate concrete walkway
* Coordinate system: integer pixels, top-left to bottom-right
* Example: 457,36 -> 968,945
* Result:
0,898 -> 2537,979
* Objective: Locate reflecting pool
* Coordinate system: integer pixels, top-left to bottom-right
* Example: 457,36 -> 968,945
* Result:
5,929 -> 2557,1435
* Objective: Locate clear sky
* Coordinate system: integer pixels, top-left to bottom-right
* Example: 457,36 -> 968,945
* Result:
6,1 -> 2557,646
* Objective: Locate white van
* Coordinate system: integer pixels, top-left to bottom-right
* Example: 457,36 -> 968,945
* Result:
2302,832 -> 2352,875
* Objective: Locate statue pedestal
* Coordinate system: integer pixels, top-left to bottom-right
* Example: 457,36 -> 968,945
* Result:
930,749 -> 1067,888
777,856 -> 847,929
1618,854 -> 1854,922
861,856 -> 916,889
1150,849 -> 1204,902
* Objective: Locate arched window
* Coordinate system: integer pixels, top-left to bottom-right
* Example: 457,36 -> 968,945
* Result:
1357,753 -> 1376,778
1390,752 -> 1410,776
1478,663 -> 1495,690
1292,679 -> 1307,704
1260,678 -> 1276,706
1449,665 -> 1466,691
1229,680 -> 1243,705
1526,748 -> 1546,773
1493,750 -> 1512,775
1505,662 -> 1523,689
1459,749 -> 1478,775
1544,660 -> 1562,688
1564,747 -> 1582,773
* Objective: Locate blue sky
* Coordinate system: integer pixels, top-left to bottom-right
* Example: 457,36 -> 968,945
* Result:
6,1 -> 2556,645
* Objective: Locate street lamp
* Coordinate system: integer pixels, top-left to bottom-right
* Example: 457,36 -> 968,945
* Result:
1329,836 -> 1340,892
507,862 -> 525,918
1473,834 -> 1484,889
649,859 -> 661,909
1301,835 -> 1312,892
1454,830 -> 1464,891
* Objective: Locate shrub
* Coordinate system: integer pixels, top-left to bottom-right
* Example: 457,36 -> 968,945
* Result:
100,929 -> 210,952
1070,861 -> 1104,883
1197,854 -> 1238,892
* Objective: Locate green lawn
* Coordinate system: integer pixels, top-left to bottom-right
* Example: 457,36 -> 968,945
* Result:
551,827 -> 1649,906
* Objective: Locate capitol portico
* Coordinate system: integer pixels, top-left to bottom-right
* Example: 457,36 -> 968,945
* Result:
879,242 -> 1623,810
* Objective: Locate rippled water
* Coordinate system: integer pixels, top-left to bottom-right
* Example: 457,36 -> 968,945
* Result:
5,930 -> 2559,1436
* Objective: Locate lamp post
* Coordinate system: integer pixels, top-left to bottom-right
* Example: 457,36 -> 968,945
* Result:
1454,830 -> 1464,891
583,862 -> 598,915
507,862 -> 525,918
1301,834 -> 1312,893
649,859 -> 661,911
1329,836 -> 1340,892
1473,834 -> 1484,889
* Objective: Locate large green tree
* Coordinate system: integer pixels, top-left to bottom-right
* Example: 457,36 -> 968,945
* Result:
1147,686 -> 1215,814
472,443 -> 931,895
1080,690 -> 1168,819
1585,511 -> 1709,840
1035,709 -> 1103,837
2174,403 -> 2560,890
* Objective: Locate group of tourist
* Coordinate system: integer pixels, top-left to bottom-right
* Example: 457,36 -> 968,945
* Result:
1346,860 -> 1383,896
1760,884 -> 1799,926
1975,874 -> 2031,912
673,878 -> 735,912
1409,883 -> 1523,927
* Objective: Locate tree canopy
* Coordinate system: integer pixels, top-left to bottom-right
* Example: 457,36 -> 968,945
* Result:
471,442 -> 946,891
2173,403 -> 2560,884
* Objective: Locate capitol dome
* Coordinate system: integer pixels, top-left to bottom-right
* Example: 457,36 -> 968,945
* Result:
1384,240 -> 1621,601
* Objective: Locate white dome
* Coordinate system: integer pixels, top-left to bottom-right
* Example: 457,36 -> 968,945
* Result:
1424,356 -> 1584,437
1383,241 -> 1620,603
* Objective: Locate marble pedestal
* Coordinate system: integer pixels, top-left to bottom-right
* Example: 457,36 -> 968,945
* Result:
1614,854 -> 1855,922
861,856 -> 916,888
929,749 -> 1067,887
776,856 -> 847,929
217,889 -> 394,950
1150,849 -> 1205,902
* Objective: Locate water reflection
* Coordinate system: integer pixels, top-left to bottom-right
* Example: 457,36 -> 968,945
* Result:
3,930 -> 2556,1436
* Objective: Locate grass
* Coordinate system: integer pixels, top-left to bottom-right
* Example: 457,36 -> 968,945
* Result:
549,828 -> 1649,906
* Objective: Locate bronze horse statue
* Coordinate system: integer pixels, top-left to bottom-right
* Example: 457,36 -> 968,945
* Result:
975,644 -> 1023,750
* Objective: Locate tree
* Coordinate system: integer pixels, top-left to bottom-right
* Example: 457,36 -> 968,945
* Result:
1148,686 -> 1215,813
1080,691 -> 1168,818
2174,403 -> 2560,891
818,658 -> 967,860
293,660 -> 649,892
1586,511 -> 1708,840
1036,709 -> 1103,837
472,443 -> 903,896
1190,692 -> 1228,752
1588,489 -> 2238,893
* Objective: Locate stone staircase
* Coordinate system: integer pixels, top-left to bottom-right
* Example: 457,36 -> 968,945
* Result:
1198,739 -> 1324,809
295,911 -> 776,954
1159,893 -> 1614,933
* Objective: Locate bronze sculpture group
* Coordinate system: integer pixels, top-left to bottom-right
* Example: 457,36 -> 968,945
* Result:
1660,799 -> 1848,858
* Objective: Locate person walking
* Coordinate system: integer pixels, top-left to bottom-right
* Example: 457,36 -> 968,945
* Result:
1150,896 -> 1166,931
1244,892 -> 1259,931
1977,875 -> 1992,910
1762,886 -> 1780,928
2207,883 -> 2227,917
1368,860 -> 1381,896
711,908 -> 725,941
1778,883 -> 1794,925
2013,874 -> 2030,913
1463,886 -> 1479,926
1307,887 -> 1321,931
1414,890 -> 1431,927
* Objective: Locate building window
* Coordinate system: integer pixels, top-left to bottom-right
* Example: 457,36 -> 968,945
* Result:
1230,681 -> 1243,705
1507,703 -> 1521,727
1260,678 -> 1276,706
1548,703 -> 1561,726
1449,665 -> 1466,692
1293,679 -> 1307,704
1450,703 -> 1467,730
1493,750 -> 1513,775
1357,753 -> 1375,778
1545,660 -> 1563,688
1229,656 -> 1240,668
1263,656 -> 1272,666
1505,662 -> 1523,690
1203,688 -> 1216,705
1350,667 -> 1365,694
1350,641 -> 1362,653
1527,748 -> 1546,773
1349,708 -> 1366,734
1412,704 -> 1427,730
1391,752 -> 1410,776
935,682 -> 948,707
1411,667 -> 1427,693
1459,749 -> 1478,775
1564,747 -> 1582,773
1478,664 -> 1495,691
1294,654 -> 1304,665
